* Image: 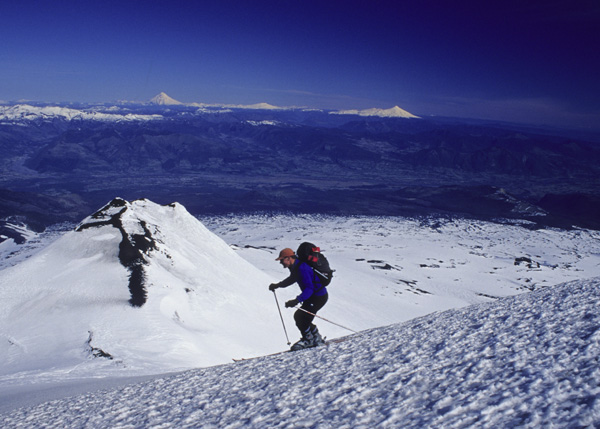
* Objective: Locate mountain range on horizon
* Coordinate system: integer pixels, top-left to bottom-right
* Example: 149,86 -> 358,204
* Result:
0,92 -> 419,121
1,94 -> 599,235
0,92 -> 420,119
133,91 -> 423,118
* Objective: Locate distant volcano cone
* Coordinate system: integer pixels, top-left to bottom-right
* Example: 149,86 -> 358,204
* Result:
333,105 -> 420,118
149,92 -> 183,105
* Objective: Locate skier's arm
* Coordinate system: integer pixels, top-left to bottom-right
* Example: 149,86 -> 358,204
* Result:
275,274 -> 296,289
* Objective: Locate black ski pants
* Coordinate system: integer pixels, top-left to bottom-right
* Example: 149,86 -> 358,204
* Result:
294,293 -> 329,335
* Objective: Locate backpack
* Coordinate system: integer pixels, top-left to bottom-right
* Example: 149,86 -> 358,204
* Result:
296,242 -> 334,287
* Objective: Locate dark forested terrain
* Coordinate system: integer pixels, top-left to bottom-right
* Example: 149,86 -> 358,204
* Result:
1,104 -> 599,232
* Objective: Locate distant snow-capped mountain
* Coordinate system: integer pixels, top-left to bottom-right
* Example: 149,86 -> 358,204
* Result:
332,105 -> 420,118
1,94 -> 419,121
147,92 -> 285,110
226,102 -> 283,110
0,104 -> 162,123
148,92 -> 183,105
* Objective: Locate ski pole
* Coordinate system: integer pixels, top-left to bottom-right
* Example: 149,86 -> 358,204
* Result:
295,306 -> 358,334
273,290 -> 291,345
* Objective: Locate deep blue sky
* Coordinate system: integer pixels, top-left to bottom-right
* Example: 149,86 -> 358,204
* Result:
2,0 -> 599,130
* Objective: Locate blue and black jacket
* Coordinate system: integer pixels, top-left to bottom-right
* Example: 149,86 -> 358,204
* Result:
275,258 -> 328,303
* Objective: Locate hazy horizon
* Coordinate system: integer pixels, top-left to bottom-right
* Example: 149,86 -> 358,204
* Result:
2,1 -> 599,131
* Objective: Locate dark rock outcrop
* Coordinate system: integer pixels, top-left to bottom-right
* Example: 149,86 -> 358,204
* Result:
77,198 -> 157,307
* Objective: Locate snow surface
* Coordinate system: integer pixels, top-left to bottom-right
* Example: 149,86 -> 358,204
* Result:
0,200 -> 284,379
0,104 -> 162,123
0,98 -> 424,120
332,105 -> 420,118
231,102 -> 282,110
204,214 -> 600,333
0,202 -> 599,426
0,223 -> 70,268
246,120 -> 282,126
1,278 -> 599,427
148,92 -> 183,106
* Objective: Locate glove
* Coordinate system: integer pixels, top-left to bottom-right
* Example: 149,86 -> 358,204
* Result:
269,283 -> 279,291
285,298 -> 299,308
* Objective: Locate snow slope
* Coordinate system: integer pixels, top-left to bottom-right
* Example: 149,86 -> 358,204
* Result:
1,277 -> 598,427
1,203 -> 599,424
203,214 -> 600,333
0,199 -> 284,380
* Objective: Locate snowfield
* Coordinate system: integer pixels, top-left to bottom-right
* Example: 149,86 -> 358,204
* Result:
0,199 -> 284,379
1,278 -> 599,427
0,104 -> 163,123
0,199 -> 599,426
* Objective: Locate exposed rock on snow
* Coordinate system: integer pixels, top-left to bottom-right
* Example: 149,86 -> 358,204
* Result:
514,256 -> 541,269
77,198 -> 159,307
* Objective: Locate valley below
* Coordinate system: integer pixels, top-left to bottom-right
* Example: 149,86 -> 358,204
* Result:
1,103 -> 599,233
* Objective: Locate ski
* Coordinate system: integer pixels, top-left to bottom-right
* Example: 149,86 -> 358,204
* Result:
232,345 -> 314,362
232,350 -> 289,362
233,335 -> 355,362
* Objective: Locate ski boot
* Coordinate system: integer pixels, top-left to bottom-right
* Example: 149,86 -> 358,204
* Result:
290,330 -> 315,351
311,325 -> 325,346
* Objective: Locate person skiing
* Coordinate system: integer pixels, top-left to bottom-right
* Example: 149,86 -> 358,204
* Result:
269,247 -> 328,351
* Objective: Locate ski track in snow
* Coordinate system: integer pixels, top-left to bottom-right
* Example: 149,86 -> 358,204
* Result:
1,278 -> 599,428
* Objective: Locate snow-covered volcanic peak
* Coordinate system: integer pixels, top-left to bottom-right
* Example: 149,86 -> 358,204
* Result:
1,94 -> 419,120
332,105 -> 420,118
228,102 -> 283,110
148,92 -> 183,105
76,198 -> 162,307
0,104 -> 162,123
0,198 -> 283,378
147,92 -> 290,110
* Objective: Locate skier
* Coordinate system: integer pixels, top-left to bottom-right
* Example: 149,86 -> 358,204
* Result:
269,247 -> 328,351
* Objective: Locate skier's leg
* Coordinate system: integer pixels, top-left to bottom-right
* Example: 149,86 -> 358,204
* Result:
294,306 -> 313,334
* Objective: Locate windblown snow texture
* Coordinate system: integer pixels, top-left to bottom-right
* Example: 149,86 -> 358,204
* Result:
1,278 -> 598,427
77,198 -> 157,306
1,201 -> 600,425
